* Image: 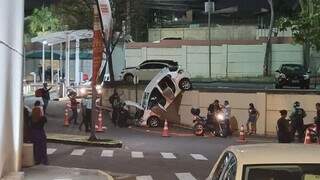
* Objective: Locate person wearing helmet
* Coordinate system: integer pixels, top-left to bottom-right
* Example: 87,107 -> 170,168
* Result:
246,103 -> 259,135
289,101 -> 306,142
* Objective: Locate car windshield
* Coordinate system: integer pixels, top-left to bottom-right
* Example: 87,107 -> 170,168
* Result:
243,164 -> 320,180
281,65 -> 305,74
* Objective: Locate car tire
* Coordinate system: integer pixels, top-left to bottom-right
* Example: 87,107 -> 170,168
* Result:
124,74 -> 134,83
179,78 -> 192,91
148,116 -> 160,128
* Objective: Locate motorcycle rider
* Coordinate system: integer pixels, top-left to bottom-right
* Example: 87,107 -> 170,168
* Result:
277,110 -> 292,143
222,100 -> 231,136
289,101 -> 306,142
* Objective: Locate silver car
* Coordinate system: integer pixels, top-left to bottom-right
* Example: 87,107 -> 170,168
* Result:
120,60 -> 179,82
126,67 -> 192,127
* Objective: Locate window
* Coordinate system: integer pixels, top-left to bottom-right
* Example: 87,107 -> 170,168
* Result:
158,76 -> 176,93
148,88 -> 166,108
243,164 -> 320,180
140,63 -> 168,70
212,152 -> 237,180
140,63 -> 154,69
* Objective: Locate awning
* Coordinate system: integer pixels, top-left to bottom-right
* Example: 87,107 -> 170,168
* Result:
26,51 -> 61,59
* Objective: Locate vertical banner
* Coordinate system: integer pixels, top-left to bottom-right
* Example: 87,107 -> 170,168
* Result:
97,0 -> 113,42
92,5 -> 104,85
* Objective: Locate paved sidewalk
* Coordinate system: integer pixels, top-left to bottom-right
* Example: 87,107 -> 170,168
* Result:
23,165 -> 113,180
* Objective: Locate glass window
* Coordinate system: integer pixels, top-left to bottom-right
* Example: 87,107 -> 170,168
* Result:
243,164 -> 320,180
148,88 -> 166,108
158,76 -> 176,93
140,63 -> 167,70
140,63 -> 153,69
212,152 -> 237,180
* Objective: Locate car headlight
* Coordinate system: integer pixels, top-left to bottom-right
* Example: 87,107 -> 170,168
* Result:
80,88 -> 86,95
304,74 -> 310,80
216,113 -> 224,121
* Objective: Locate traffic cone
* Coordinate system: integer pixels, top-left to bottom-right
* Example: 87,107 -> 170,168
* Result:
162,119 -> 170,137
304,128 -> 312,144
63,103 -> 69,127
237,125 -> 246,143
95,109 -> 105,132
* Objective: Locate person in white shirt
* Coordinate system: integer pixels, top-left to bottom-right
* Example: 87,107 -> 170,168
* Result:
223,100 -> 231,136
79,95 -> 92,132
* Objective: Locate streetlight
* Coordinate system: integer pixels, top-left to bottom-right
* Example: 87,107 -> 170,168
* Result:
205,1 -> 214,80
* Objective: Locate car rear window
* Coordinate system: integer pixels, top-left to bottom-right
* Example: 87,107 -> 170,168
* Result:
243,164 -> 320,180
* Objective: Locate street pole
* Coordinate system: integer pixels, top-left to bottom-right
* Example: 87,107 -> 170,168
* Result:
208,0 -> 212,80
42,42 -> 46,83
51,45 -> 54,84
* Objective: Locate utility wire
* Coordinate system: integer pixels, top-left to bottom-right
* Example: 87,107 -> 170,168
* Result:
0,40 -> 23,57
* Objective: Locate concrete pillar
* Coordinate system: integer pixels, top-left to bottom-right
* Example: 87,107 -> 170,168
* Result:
0,0 -> 24,178
75,39 -> 80,85
66,36 -> 70,86
42,42 -> 46,83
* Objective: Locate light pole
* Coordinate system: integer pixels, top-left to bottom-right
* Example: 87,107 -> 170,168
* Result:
208,0 -> 212,80
42,40 -> 48,83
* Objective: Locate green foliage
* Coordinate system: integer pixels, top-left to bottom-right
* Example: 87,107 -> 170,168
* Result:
27,7 -> 62,36
52,0 -> 93,30
277,0 -> 320,50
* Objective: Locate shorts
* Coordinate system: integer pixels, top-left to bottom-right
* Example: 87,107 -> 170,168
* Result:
248,117 -> 257,123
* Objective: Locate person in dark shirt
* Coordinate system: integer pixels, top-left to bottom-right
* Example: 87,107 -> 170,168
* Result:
277,110 -> 292,143
68,93 -> 79,125
289,101 -> 306,142
42,83 -> 52,114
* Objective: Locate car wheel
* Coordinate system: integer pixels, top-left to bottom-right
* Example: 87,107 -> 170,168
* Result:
148,116 -> 160,128
124,74 -> 134,83
179,78 -> 192,90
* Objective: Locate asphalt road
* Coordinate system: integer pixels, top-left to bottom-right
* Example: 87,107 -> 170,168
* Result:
24,96 -> 276,180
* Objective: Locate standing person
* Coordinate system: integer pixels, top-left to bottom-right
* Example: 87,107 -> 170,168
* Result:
246,103 -> 260,135
68,92 -> 79,125
289,101 -> 306,142
23,106 -> 32,143
277,110 -> 292,143
38,64 -> 42,82
31,100 -> 48,165
80,95 -> 92,132
222,100 -> 231,136
314,103 -> 320,136
42,83 -> 52,114
109,89 -> 120,127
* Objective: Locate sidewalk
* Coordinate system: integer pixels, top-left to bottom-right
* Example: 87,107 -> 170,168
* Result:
23,165 -> 113,180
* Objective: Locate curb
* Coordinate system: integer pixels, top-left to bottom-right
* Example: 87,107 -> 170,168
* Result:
47,133 -> 122,148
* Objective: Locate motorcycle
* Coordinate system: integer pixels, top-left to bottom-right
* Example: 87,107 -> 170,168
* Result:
191,107 -> 227,137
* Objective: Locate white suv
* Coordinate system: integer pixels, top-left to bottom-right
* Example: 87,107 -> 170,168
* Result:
120,60 -> 178,82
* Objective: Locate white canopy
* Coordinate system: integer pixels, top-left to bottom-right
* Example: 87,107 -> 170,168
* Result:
31,29 -> 93,45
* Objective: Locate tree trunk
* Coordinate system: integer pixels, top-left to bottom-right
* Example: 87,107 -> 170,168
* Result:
263,0 -> 274,76
303,42 -> 311,69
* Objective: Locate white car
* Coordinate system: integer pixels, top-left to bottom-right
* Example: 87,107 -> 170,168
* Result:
126,67 -> 192,127
206,143 -> 320,180
120,60 -> 179,82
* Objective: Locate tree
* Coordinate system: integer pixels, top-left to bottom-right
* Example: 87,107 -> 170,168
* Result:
263,0 -> 274,76
278,0 -> 320,68
52,0 -> 93,30
27,7 -> 62,36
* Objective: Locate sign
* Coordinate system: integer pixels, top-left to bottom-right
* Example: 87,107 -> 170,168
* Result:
97,0 -> 113,41
205,2 -> 215,13
92,5 -> 103,85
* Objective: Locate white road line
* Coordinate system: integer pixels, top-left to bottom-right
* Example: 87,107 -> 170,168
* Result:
175,172 -> 197,180
47,148 -> 57,155
101,150 -> 114,157
136,175 -> 153,180
131,151 -> 144,158
70,149 -> 85,156
160,152 -> 176,159
190,154 -> 208,161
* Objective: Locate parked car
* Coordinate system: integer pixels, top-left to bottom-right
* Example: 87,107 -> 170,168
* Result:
275,64 -> 310,89
125,67 -> 192,127
206,144 -> 320,180
120,60 -> 179,83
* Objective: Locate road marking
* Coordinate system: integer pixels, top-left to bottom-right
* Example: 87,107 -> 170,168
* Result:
47,148 -> 56,155
101,150 -> 114,157
160,152 -> 176,159
136,175 -> 153,180
190,154 -> 208,161
70,149 -> 85,156
175,172 -> 197,180
131,151 -> 144,158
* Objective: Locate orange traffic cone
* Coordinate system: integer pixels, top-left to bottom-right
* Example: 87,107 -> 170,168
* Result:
95,109 -> 105,132
304,128 -> 312,144
237,125 -> 246,143
162,119 -> 170,137
63,103 -> 69,127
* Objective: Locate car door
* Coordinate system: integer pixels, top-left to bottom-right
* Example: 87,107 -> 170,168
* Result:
148,63 -> 168,79
137,63 -> 153,81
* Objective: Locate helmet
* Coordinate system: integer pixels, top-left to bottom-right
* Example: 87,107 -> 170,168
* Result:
294,101 -> 300,107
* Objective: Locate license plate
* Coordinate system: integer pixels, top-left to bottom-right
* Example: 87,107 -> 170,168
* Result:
292,80 -> 299,83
